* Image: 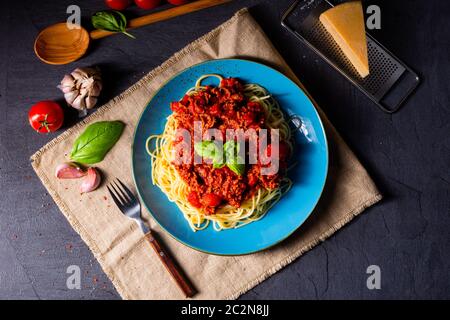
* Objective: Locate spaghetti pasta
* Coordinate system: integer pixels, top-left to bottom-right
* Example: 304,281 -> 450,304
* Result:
146,75 -> 293,231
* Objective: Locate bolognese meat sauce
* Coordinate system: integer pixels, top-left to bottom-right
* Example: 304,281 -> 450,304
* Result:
170,78 -> 289,214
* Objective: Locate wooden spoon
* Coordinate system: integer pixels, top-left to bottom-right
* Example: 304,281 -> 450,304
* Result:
34,23 -> 90,65
34,0 -> 231,65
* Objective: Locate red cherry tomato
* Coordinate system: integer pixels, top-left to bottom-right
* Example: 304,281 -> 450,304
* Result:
187,191 -> 202,208
202,193 -> 222,207
105,0 -> 132,10
28,101 -> 64,134
134,0 -> 161,9
167,0 -> 190,5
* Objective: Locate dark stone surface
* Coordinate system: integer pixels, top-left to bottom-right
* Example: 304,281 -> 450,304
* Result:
0,0 -> 448,299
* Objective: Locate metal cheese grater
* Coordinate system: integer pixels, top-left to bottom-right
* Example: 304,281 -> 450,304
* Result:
281,0 -> 420,113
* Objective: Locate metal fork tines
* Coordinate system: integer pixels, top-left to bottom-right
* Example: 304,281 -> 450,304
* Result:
107,179 -> 149,234
106,178 -> 196,297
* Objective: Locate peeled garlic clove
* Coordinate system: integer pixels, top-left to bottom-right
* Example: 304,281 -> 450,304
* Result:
55,163 -> 86,179
80,168 -> 101,193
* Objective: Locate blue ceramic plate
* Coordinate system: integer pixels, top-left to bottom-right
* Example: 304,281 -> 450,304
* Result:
132,59 -> 328,255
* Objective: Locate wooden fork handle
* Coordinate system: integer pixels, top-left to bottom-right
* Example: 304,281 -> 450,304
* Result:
145,232 -> 196,298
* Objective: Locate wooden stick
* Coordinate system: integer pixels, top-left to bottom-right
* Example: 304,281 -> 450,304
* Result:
145,232 -> 196,298
90,0 -> 232,40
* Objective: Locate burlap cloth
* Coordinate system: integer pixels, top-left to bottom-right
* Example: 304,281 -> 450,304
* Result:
30,9 -> 382,300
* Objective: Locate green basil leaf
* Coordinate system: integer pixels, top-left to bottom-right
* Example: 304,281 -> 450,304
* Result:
224,140 -> 236,154
92,11 -> 135,39
194,141 -> 208,157
92,12 -> 118,31
213,144 -> 224,165
226,156 -> 245,176
203,143 -> 217,159
213,162 -> 225,169
224,140 -> 241,160
194,141 -> 218,159
114,11 -> 127,29
70,121 -> 124,164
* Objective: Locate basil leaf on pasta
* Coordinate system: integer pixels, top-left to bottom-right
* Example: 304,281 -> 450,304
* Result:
227,156 -> 245,176
194,141 -> 217,159
224,140 -> 239,158
213,162 -> 225,169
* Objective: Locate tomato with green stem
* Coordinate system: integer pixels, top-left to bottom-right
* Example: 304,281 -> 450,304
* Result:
28,101 -> 64,133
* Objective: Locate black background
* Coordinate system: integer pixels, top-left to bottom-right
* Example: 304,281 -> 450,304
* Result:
0,0 -> 449,299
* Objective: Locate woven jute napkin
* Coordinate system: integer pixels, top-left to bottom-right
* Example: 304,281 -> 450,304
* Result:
31,8 -> 382,299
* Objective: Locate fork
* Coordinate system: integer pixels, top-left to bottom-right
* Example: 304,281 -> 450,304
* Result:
107,178 -> 196,298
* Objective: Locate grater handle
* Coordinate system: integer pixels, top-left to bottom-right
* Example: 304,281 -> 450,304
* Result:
377,68 -> 421,114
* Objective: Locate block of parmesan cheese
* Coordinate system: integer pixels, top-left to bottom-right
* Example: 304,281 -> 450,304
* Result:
319,1 -> 370,78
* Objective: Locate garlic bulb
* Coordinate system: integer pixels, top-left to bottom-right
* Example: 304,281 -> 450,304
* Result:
58,67 -> 102,112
